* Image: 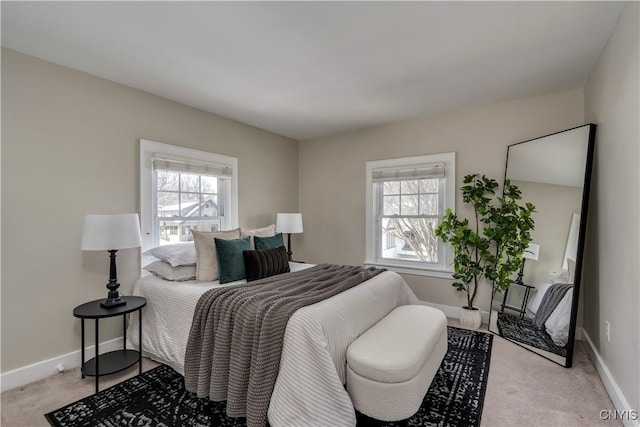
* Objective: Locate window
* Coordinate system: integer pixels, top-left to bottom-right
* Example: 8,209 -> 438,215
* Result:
365,153 -> 455,277
140,140 -> 238,251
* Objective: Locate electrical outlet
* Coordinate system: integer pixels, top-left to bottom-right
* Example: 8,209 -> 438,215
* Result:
605,320 -> 611,342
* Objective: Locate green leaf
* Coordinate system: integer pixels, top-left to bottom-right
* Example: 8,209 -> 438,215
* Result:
437,173 -> 536,307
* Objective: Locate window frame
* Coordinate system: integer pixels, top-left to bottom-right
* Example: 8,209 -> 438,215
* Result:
364,152 -> 456,278
140,139 -> 238,251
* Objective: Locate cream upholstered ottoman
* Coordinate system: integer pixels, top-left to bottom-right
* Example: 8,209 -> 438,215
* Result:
346,305 -> 448,421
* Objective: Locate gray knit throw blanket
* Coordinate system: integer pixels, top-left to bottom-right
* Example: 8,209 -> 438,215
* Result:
534,283 -> 573,329
184,264 -> 385,427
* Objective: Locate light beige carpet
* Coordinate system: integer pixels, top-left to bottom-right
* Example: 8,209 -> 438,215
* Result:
482,332 -> 620,426
1,320 -> 620,427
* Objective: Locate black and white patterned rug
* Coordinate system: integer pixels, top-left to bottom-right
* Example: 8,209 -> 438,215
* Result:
496,312 -> 566,357
357,326 -> 492,427
45,327 -> 492,427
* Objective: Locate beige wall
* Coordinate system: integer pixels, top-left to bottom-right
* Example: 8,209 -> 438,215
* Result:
584,2 -> 640,413
513,180 -> 583,287
298,89 -> 584,311
1,48 -> 298,373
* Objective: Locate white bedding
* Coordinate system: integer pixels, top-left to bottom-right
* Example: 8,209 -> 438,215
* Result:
545,288 -> 573,347
526,282 -> 573,347
127,262 -> 311,373
127,263 -> 419,427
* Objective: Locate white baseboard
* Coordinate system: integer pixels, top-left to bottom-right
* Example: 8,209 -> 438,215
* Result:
1,337 -> 123,393
582,328 -> 640,427
419,301 -> 490,324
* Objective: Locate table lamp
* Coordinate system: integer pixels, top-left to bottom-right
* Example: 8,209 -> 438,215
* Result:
81,214 -> 142,308
275,213 -> 303,261
515,242 -> 540,285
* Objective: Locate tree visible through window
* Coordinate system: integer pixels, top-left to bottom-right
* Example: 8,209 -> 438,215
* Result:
366,152 -> 455,273
380,178 -> 441,263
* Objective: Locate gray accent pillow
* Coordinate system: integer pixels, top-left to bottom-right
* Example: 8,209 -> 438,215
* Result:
144,261 -> 196,282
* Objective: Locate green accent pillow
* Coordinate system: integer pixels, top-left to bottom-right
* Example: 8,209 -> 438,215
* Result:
254,233 -> 285,251
214,236 -> 251,284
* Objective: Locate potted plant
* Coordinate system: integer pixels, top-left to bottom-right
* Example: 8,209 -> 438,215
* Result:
435,174 -> 535,329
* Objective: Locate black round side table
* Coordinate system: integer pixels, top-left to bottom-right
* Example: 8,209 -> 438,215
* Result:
73,296 -> 146,393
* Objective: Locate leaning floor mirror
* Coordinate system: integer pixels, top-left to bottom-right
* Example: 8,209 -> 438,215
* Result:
489,124 -> 596,367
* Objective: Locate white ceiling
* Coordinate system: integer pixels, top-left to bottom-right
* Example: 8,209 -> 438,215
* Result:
1,2 -> 624,140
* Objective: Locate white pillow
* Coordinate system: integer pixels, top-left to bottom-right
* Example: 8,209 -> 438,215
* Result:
545,288 -> 574,347
143,261 -> 196,282
241,224 -> 276,249
191,228 -> 241,282
241,224 -> 275,238
144,242 -> 196,267
549,269 -> 569,284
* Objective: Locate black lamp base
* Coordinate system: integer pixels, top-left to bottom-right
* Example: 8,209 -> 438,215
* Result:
286,233 -> 293,261
514,259 -> 527,285
101,297 -> 126,308
101,249 -> 127,308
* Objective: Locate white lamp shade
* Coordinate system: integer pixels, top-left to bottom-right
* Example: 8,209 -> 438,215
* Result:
523,242 -> 540,261
81,214 -> 142,251
275,213 -> 303,234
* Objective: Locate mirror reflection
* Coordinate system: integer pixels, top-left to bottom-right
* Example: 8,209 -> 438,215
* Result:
489,124 -> 595,367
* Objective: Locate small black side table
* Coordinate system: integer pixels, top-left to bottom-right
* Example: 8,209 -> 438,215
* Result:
501,282 -> 535,319
73,296 -> 146,393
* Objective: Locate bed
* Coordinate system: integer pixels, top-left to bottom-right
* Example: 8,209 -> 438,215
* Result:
525,258 -> 576,347
126,262 -> 419,427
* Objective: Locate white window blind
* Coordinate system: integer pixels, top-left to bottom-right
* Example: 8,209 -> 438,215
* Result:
371,162 -> 445,182
152,157 -> 232,178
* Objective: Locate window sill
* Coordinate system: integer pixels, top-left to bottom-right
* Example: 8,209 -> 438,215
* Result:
363,261 -> 454,279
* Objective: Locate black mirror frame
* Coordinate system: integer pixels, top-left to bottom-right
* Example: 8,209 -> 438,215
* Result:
500,123 -> 596,368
